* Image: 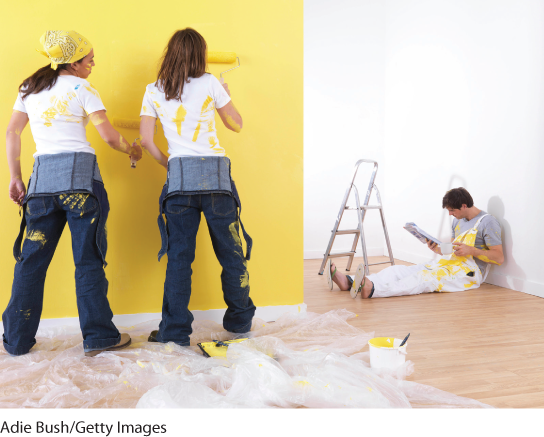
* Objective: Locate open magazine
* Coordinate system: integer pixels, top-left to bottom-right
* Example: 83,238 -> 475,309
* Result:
404,222 -> 441,245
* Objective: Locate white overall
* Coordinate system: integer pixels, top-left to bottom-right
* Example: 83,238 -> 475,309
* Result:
367,215 -> 489,298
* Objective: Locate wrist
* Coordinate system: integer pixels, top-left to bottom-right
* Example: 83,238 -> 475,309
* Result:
11,175 -> 22,181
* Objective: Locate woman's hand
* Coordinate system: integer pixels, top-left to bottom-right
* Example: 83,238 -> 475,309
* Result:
9,178 -> 26,205
129,141 -> 143,162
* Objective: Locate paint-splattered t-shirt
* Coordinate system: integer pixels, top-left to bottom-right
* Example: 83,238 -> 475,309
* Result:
13,75 -> 106,157
452,210 -> 502,274
140,73 -> 231,159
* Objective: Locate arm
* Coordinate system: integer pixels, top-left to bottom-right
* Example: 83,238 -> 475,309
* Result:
216,83 -> 243,133
140,115 -> 168,169
89,110 -> 142,161
6,110 -> 29,205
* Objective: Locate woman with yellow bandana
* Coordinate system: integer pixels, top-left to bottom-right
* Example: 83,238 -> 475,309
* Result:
2,31 -> 141,357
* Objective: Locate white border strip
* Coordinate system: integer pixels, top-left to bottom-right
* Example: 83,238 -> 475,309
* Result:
1,304 -> 308,334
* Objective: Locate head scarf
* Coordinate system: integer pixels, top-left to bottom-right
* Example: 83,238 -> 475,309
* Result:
36,30 -> 92,70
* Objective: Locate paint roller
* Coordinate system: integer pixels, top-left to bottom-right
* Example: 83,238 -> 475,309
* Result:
207,51 -> 241,83
112,51 -> 240,156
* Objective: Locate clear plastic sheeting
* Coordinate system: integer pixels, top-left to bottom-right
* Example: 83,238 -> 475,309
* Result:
0,310 -> 490,408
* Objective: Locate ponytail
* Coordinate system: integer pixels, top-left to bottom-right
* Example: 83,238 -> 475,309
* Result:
19,59 -> 83,99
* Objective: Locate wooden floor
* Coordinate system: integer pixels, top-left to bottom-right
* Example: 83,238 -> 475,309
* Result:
305,256 -> 544,408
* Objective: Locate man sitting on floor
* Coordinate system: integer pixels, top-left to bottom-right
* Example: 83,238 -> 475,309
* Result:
328,187 -> 504,298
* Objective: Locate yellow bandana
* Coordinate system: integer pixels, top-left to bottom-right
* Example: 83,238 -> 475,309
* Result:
36,30 -> 92,70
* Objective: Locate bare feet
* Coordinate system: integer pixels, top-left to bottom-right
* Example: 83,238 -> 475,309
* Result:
330,262 -> 351,291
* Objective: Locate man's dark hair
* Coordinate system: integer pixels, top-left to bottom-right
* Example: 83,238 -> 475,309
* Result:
442,187 -> 474,209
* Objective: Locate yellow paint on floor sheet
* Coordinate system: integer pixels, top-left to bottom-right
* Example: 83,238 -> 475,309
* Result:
173,104 -> 187,135
26,230 -> 46,247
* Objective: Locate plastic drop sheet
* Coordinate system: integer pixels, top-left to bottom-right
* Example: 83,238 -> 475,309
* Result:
0,309 -> 490,408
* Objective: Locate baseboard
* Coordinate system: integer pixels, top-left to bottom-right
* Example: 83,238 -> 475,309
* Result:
485,273 -> 544,299
304,246 -> 385,260
0,304 -> 308,335
391,249 -> 544,299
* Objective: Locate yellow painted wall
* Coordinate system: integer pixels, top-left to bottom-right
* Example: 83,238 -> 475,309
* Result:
0,0 -> 303,319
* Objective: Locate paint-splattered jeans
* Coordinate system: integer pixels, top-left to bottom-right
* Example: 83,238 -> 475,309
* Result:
155,193 -> 256,346
2,192 -> 120,356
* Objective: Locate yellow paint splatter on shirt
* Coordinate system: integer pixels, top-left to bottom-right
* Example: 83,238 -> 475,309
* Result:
173,104 -> 187,136
476,254 -> 499,265
143,105 -> 148,113
153,101 -> 161,108
27,230 -> 46,247
192,96 -> 215,142
84,86 -> 100,98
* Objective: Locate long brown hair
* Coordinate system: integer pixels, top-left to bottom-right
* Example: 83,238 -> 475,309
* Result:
19,59 -> 84,99
156,28 -> 207,101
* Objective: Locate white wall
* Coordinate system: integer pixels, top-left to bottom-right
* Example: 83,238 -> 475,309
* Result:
304,0 -> 387,264
384,0 -> 544,298
305,0 -> 544,298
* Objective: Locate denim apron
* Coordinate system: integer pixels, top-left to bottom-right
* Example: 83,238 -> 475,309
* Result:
13,152 -> 110,266
157,156 -> 252,261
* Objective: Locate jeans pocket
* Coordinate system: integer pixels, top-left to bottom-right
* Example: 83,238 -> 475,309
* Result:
212,194 -> 236,216
165,195 -> 191,214
26,197 -> 47,216
58,193 -> 98,216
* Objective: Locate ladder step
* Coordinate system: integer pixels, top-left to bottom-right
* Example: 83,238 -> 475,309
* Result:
333,229 -> 360,235
368,261 -> 394,266
326,252 -> 356,258
345,205 -> 382,210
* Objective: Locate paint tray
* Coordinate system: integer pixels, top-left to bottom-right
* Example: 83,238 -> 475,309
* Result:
197,339 -> 248,358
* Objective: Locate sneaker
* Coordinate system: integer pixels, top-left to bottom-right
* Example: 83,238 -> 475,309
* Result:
84,333 -> 131,357
148,330 -> 159,342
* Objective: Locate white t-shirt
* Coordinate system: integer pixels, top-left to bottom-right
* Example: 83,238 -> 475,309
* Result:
140,73 -> 231,159
13,75 -> 106,157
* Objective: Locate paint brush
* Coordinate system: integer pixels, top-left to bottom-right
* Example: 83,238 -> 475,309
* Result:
399,333 -> 410,347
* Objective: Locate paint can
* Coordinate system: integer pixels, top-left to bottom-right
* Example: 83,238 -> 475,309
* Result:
368,337 -> 407,369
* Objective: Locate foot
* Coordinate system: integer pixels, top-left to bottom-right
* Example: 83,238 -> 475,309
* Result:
84,333 -> 131,357
361,279 -> 374,298
330,262 -> 351,291
148,330 -> 159,342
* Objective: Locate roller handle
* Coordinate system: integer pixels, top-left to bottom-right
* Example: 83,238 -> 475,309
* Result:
130,157 -> 137,169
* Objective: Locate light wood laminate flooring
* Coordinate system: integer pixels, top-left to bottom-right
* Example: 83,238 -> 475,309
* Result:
304,256 -> 544,408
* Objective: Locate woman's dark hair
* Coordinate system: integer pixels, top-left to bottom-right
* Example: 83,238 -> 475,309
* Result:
156,28 -> 207,101
442,187 -> 474,209
19,59 -> 84,99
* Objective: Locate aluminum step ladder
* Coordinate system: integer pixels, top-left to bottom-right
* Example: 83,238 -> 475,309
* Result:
318,159 -> 395,276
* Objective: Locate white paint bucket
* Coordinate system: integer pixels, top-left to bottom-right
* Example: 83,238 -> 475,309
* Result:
368,337 -> 407,369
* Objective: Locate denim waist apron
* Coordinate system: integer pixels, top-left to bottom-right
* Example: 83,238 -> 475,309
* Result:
157,156 -> 252,261
14,152 -> 110,266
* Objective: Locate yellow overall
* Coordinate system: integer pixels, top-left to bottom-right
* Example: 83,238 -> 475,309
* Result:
422,214 -> 490,292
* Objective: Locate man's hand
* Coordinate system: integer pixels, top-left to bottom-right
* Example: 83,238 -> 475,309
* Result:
9,178 -> 26,205
453,243 -> 475,257
426,239 -> 442,255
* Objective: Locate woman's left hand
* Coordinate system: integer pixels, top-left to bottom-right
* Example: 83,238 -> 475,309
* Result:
129,141 -> 143,162
9,178 -> 26,205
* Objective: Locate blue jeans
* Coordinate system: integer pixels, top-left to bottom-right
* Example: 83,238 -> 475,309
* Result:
2,192 -> 120,356
156,193 -> 256,346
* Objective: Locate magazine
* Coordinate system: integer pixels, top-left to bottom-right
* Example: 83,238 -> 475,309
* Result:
404,222 -> 441,245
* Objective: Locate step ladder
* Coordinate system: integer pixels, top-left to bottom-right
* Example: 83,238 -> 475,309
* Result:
318,159 -> 395,276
